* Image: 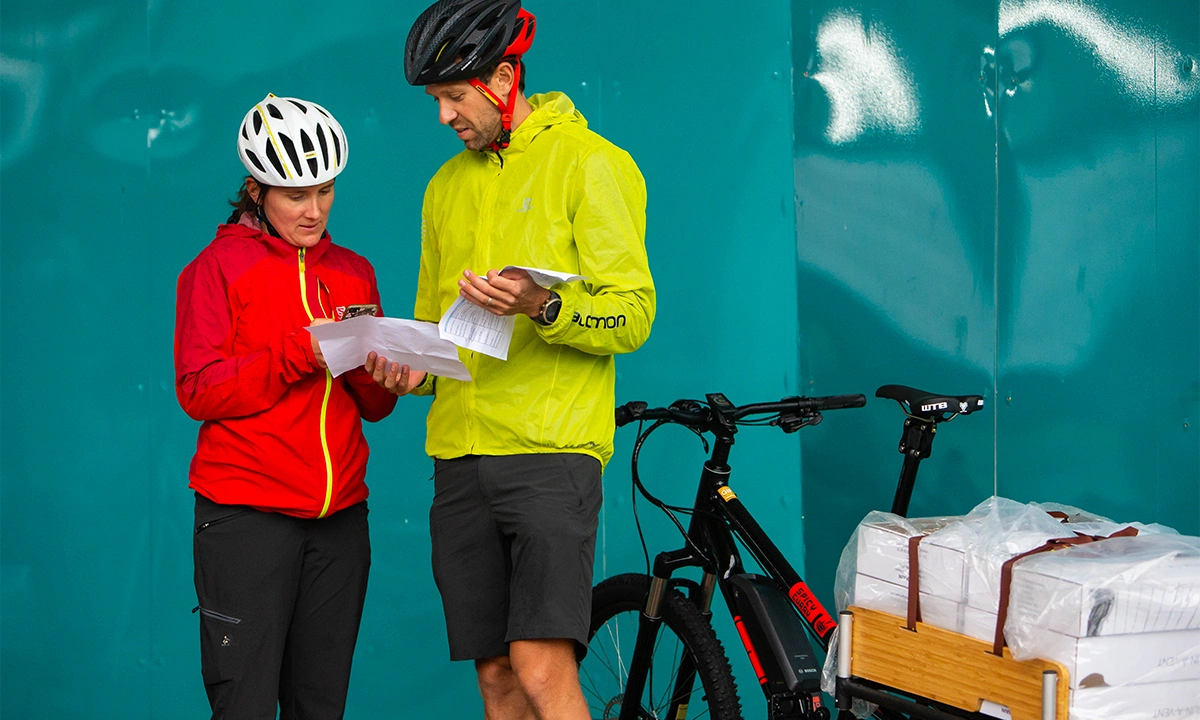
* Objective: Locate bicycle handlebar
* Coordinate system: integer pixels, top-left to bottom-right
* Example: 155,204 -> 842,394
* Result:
614,393 -> 866,429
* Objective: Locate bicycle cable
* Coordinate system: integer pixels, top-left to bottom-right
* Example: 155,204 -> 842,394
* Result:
629,417 -> 715,578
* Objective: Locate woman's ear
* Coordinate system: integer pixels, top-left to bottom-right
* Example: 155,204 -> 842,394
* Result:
245,177 -> 261,204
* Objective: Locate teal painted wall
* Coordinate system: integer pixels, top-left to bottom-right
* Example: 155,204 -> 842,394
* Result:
0,1 -> 798,717
793,0 -> 1200,609
3,0 -> 1198,716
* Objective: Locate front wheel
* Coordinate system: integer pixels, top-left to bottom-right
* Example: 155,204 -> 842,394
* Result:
581,573 -> 743,720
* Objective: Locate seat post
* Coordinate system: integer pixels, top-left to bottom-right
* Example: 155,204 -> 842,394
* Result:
890,416 -> 937,517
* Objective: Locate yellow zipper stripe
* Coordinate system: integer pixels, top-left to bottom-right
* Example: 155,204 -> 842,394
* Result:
299,248 -> 335,518
316,379 -> 334,518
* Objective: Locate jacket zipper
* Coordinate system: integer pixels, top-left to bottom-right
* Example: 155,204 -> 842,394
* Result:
299,247 -> 336,519
463,160 -> 505,452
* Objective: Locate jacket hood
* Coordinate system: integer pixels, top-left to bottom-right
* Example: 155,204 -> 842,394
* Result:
216,212 -> 332,264
498,92 -> 587,157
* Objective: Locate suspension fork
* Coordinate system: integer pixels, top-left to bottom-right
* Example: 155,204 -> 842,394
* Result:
619,456 -> 733,720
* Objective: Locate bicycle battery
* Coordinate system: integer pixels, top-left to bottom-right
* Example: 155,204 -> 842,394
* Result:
729,574 -> 822,695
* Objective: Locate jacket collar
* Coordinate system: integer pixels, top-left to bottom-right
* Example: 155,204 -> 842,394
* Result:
484,92 -> 587,165
224,211 -> 332,264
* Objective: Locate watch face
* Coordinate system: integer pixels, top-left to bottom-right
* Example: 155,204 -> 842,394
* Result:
543,297 -> 562,324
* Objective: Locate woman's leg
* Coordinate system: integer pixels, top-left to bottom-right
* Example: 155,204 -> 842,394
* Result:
193,494 -> 304,720
277,501 -> 371,720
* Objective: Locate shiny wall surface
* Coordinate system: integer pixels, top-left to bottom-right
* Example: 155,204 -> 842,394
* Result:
794,0 -> 1200,606
0,0 -> 798,717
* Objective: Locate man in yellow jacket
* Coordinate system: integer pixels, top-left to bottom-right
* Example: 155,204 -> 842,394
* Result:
373,1 -> 655,718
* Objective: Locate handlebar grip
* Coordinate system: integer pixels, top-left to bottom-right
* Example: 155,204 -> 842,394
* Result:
615,401 -> 648,427
803,394 -> 867,411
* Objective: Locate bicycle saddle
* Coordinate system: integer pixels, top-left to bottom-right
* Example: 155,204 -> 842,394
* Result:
876,384 -> 985,420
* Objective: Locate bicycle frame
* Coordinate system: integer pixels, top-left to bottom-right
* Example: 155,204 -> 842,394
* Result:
619,430 -> 837,720
614,388 -> 973,720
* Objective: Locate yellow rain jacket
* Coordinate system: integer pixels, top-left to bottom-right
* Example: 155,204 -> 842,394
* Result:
414,92 -> 655,467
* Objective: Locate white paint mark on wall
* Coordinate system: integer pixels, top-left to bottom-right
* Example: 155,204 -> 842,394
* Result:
811,11 -> 921,145
999,0 -> 1200,105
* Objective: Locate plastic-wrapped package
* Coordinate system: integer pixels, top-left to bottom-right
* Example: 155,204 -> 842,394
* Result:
919,497 -> 1079,616
1005,534 -> 1200,689
822,501 -> 1199,720
1029,501 -> 1112,524
821,511 -> 961,717
831,510 -> 962,614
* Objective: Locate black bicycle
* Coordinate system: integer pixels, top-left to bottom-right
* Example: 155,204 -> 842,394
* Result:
580,385 -> 986,720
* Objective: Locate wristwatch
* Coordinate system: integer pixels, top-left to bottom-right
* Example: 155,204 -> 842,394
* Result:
533,290 -> 562,326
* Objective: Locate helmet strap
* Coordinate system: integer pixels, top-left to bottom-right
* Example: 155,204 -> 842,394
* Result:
256,199 -> 282,239
469,60 -> 522,152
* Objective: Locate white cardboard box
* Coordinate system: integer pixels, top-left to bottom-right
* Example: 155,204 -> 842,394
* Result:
1009,548 -> 1200,638
955,602 -> 1200,689
855,516 -> 960,588
1068,679 -> 1200,720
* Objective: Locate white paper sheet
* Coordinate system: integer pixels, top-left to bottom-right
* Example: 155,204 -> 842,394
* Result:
307,316 -> 471,381
438,266 -> 586,360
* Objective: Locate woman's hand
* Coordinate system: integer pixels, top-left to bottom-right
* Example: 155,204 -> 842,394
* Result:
365,352 -> 427,396
309,318 -> 335,369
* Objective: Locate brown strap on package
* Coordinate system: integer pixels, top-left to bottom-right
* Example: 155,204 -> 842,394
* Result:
906,534 -> 924,630
991,526 -> 1140,656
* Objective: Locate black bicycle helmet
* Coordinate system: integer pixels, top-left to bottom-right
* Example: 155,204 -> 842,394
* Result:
404,0 -> 527,86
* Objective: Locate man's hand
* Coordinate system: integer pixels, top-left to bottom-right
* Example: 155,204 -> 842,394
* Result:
309,318 -> 335,369
459,268 -> 550,317
365,352 -> 427,396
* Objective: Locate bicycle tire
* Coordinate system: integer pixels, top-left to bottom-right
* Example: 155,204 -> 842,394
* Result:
581,573 -> 743,720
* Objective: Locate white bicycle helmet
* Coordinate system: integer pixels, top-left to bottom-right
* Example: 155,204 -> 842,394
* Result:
237,94 -> 348,187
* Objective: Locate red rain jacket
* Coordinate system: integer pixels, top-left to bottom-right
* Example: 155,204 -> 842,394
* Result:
175,218 -> 397,518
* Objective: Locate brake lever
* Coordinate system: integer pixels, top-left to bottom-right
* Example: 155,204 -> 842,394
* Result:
772,411 -> 822,433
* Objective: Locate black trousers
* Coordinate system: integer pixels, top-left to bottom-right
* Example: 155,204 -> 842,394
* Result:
193,494 -> 370,720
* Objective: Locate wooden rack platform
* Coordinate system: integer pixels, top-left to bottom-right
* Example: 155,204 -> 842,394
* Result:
845,606 -> 1070,720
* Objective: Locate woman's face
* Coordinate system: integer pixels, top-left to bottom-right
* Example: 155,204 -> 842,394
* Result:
252,179 -> 336,248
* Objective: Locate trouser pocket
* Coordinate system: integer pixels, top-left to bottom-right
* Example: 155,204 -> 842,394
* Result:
194,604 -> 246,686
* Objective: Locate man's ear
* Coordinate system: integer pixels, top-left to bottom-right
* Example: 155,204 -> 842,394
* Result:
488,61 -> 516,96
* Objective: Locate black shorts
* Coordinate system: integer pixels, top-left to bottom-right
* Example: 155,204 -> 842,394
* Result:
429,453 -> 603,661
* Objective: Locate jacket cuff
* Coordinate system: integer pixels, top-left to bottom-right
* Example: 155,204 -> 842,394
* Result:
410,371 -> 435,396
534,283 -> 577,344
284,329 -> 319,381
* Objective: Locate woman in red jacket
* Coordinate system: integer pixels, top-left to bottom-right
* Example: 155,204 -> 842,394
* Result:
174,94 -> 396,719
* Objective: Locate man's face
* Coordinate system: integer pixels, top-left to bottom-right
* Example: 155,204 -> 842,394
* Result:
426,80 -> 503,151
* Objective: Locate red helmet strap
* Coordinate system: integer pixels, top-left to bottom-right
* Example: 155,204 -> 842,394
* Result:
468,59 -> 522,151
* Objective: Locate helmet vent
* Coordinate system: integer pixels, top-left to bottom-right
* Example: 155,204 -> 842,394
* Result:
280,133 -> 302,177
241,125 -> 249,140
263,141 -> 287,179
316,125 -> 330,170
267,103 -> 284,120
330,128 -> 342,168
243,149 -> 266,174
316,106 -> 331,119
289,100 -> 309,113
252,111 -> 263,134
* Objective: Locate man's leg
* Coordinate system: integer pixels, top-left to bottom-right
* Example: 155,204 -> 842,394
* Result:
475,655 -> 536,720
509,639 -> 589,720
277,501 -> 371,720
483,454 -> 603,720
